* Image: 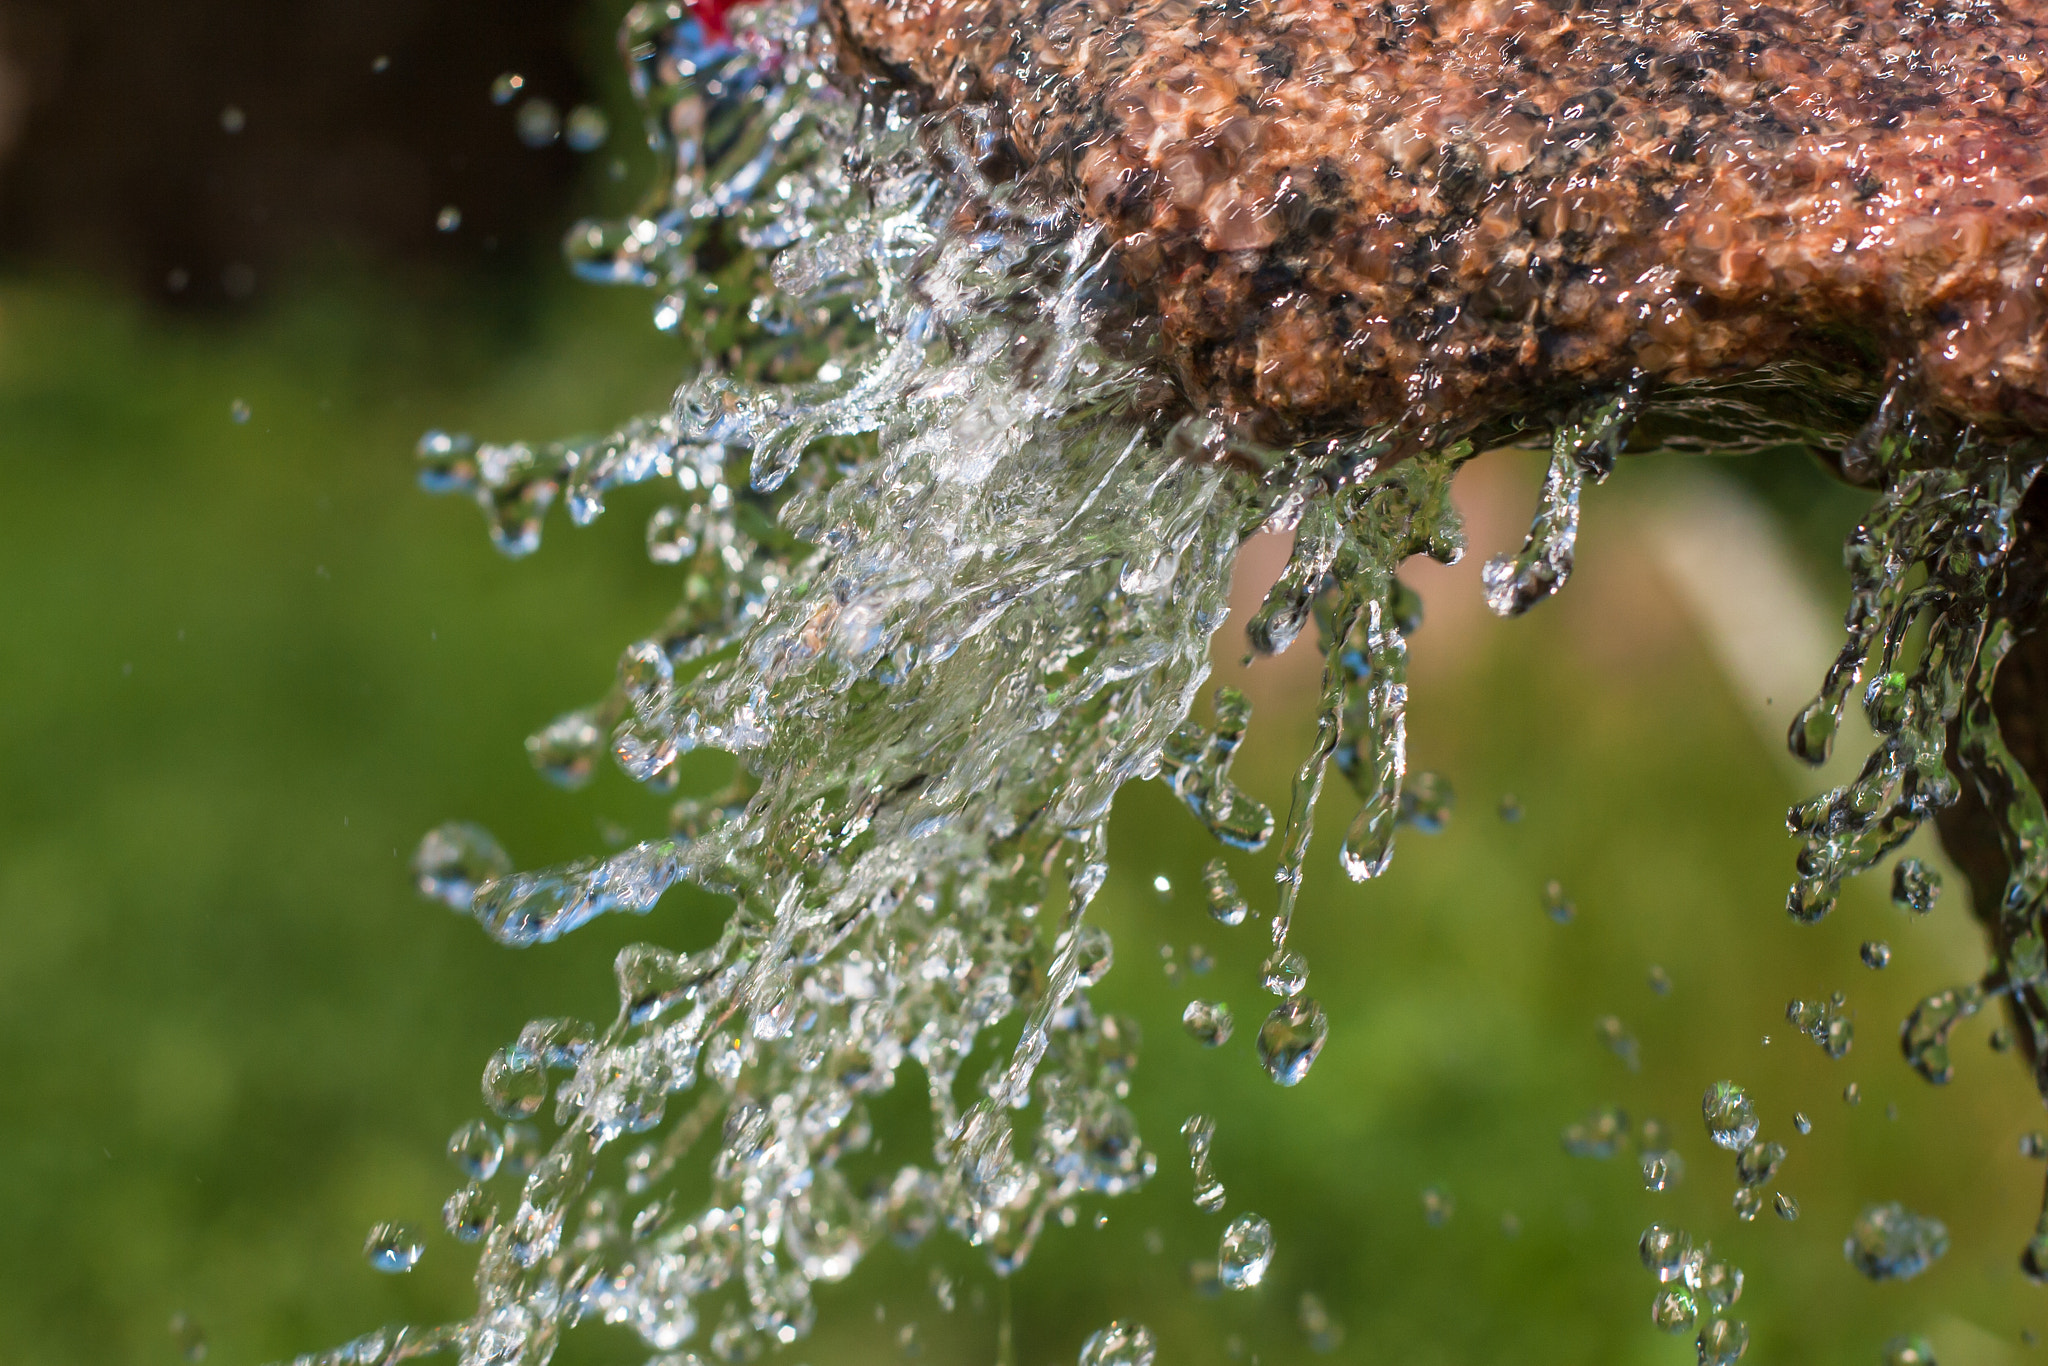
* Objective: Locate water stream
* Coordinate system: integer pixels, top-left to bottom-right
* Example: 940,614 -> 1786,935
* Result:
286,4 -> 2048,1363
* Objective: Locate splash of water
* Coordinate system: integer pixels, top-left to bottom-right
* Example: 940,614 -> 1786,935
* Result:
286,2 -> 2048,1362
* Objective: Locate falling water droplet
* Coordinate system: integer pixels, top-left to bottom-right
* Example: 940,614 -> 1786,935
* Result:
2021,1131 -> 2047,1158
1202,858 -> 1249,926
1187,944 -> 1214,975
1151,874 -> 1172,897
230,399 -> 251,424
1991,1025 -> 2016,1053
1078,1322 -> 1156,1366
1397,771 -> 1454,832
1181,1000 -> 1233,1048
447,1118 -> 503,1180
516,99 -> 562,147
1563,1105 -> 1630,1159
1846,1203 -> 1949,1281
1652,1286 -> 1699,1334
1260,951 -> 1308,997
1642,1150 -> 1685,1191
1219,1214 -> 1274,1290
1774,1192 -> 1800,1221
1421,1186 -> 1454,1226
364,1222 -> 425,1273
1183,1114 -> 1225,1213
1297,1291 -> 1344,1353
1892,859 -> 1941,914
490,72 -> 525,104
565,104 -> 610,152
1880,1335 -> 1938,1366
1702,1082 -> 1759,1150
1498,793 -> 1523,823
1862,940 -> 1892,969
437,206 -> 463,233
443,1182 -> 493,1242
1649,964 -> 1672,995
1794,1112 -> 1813,1135
1698,1259 -> 1743,1311
1256,998 -> 1328,1085
413,822 -> 513,911
1733,1187 -> 1765,1222
1697,1318 -> 1749,1365
1736,1141 -> 1785,1187
1543,879 -> 1575,924
220,105 -> 246,133
1641,1225 -> 1685,1280
169,1312 -> 209,1363
1844,1082 -> 1862,1106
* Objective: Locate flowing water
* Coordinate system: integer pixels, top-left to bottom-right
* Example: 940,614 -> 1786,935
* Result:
287,3 -> 2048,1363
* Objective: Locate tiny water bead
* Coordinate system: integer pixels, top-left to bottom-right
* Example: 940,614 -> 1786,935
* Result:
1846,1203 -> 1950,1281
1697,1318 -> 1750,1366
169,1312 -> 208,1363
1643,1150 -> 1685,1191
564,104 -> 610,153
1736,1141 -> 1785,1187
1649,964 -> 1673,995
1201,859 -> 1249,926
1892,858 -> 1942,915
1788,995 -> 1854,1057
1397,770 -> 1454,832
1881,1335 -> 1938,1366
1598,1015 -> 1641,1070
229,398 -> 251,425
1187,944 -> 1214,975
1257,999 -> 1328,1085
1697,1259 -> 1743,1311
1641,1225 -> 1685,1280
1774,1192 -> 1800,1222
1652,1286 -> 1699,1334
443,1183 -> 493,1242
1845,1082 -> 1863,1106
1182,1000 -> 1233,1048
1421,1186 -> 1455,1226
1497,793 -> 1523,823
490,72 -> 524,104
1078,1321 -> 1156,1366
1219,1214 -> 1275,1290
1151,874 -> 1172,897
516,98 -> 561,147
1794,1112 -> 1813,1135
1183,1115 -> 1226,1213
1863,940 -> 1892,969
2022,1132 -> 2047,1158
412,822 -> 512,911
1260,950 -> 1308,997
1734,1188 -> 1765,1222
1563,1105 -> 1630,1159
1298,1292 -> 1344,1353
1703,1082 -> 1759,1150
437,206 -> 463,233
363,1222 -> 425,1274
446,1118 -> 502,1180
1542,879 -> 1576,924
220,105 -> 245,133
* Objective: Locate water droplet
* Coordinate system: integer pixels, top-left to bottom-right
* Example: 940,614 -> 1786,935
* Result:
1794,1111 -> 1813,1135
1733,1187 -> 1765,1222
1542,879 -> 1576,923
565,104 -> 610,152
1862,940 -> 1892,969
1649,964 -> 1672,995
1736,1141 -> 1785,1187
371,55 -> 390,73
1421,1186 -> 1454,1226
444,1182 -> 493,1242
1643,1150 -> 1685,1191
1256,998 -> 1328,1085
482,1044 -> 547,1119
1219,1214 -> 1274,1290
1787,996 -> 1854,1057
1598,1015 -> 1641,1070
437,205 -> 463,233
220,105 -> 245,133
1260,950 -> 1308,997
447,1118 -> 503,1180
1844,1082 -> 1862,1106
1078,1321 -> 1156,1366
1702,1082 -> 1758,1150
490,72 -> 525,105
364,1221 -> 425,1273
1774,1192 -> 1800,1221
1151,874 -> 1172,896
1992,1025 -> 2016,1053
1183,1114 -> 1225,1213
230,399 -> 251,424
169,1312 -> 209,1363
1187,944 -> 1214,975
1497,793 -> 1523,823
1563,1105 -> 1630,1159
516,99 -> 561,147
1182,1000 -> 1233,1048
1397,771 -> 1453,832
1640,1225 -> 1685,1279
2022,1131 -> 2047,1158
413,822 -> 513,911
1697,1318 -> 1749,1365
1652,1286 -> 1699,1334
1892,859 -> 1941,915
1881,1335 -> 1938,1366
1697,1259 -> 1743,1311
1297,1292 -> 1344,1353
1846,1203 -> 1949,1281
1202,858 -> 1249,926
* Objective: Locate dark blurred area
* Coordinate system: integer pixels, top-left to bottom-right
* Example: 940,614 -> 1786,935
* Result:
0,0 -> 607,305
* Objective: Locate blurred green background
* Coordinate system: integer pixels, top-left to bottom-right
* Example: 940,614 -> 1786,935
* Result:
3,5 -> 2047,1365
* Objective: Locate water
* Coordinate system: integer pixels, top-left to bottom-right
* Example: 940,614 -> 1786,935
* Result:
280,0 -> 2048,1358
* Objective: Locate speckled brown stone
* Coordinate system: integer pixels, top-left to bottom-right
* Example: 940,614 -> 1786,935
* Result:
826,0 -> 2048,444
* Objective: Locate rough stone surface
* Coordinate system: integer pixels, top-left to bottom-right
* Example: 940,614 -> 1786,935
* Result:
827,0 -> 2048,442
